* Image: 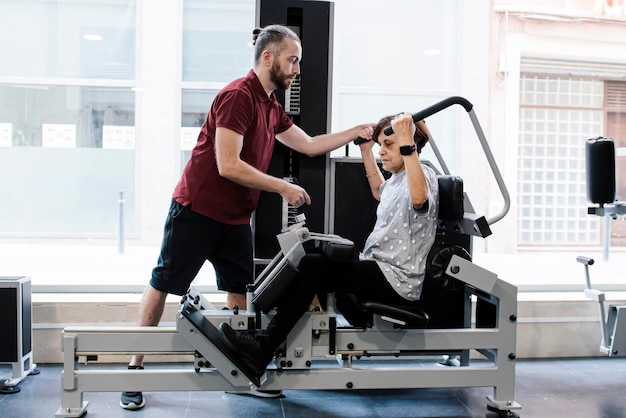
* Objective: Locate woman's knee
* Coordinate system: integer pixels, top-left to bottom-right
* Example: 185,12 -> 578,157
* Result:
299,253 -> 333,270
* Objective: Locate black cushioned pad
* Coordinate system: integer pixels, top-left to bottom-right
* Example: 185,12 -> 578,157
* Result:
180,301 -> 262,387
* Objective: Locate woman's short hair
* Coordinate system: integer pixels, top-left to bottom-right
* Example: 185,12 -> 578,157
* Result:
252,25 -> 301,64
372,114 -> 431,153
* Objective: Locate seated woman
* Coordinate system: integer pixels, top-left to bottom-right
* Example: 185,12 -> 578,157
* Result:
219,112 -> 440,379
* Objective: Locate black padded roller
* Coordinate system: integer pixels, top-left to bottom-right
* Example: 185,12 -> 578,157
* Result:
585,137 -> 615,205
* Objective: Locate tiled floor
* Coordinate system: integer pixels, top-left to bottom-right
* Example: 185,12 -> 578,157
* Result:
2,357 -> 626,418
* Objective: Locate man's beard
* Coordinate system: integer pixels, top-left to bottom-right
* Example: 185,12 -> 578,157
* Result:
269,60 -> 293,91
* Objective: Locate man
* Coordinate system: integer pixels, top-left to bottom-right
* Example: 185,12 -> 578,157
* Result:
120,24 -> 373,410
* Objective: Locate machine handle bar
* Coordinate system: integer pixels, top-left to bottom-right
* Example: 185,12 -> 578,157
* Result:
354,97 -> 473,145
383,96 -> 473,136
576,256 -> 595,266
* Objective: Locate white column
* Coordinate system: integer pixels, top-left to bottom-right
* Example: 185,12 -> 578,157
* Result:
134,0 -> 183,245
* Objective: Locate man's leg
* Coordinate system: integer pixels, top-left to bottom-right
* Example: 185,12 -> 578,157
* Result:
128,285 -> 168,367
214,224 -> 252,312
121,199 -> 206,410
120,286 -> 168,410
226,292 -> 246,310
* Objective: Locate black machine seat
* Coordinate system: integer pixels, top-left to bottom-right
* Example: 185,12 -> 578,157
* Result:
359,301 -> 429,326
344,175 -> 468,329
346,295 -> 429,328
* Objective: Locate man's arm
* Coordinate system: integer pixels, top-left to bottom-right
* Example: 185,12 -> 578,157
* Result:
275,123 -> 374,157
215,127 -> 311,207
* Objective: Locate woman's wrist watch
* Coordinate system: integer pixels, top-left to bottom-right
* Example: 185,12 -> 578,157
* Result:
399,144 -> 416,155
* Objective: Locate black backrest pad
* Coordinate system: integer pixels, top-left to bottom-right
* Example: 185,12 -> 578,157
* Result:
437,175 -> 464,220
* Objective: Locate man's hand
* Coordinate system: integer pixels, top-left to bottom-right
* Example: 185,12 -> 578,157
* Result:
357,126 -> 375,152
280,182 -> 311,208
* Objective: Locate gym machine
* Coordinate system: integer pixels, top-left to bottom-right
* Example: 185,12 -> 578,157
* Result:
580,136 -> 626,357
55,96 -> 521,417
0,276 -> 39,394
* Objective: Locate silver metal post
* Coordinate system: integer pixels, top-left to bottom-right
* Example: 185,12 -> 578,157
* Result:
603,214 -> 610,261
118,190 -> 125,254
583,264 -> 592,290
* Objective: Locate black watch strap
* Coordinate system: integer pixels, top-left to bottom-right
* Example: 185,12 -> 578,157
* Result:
399,144 -> 416,155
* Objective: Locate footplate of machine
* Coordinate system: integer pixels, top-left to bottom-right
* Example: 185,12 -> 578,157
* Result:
178,300 -> 266,387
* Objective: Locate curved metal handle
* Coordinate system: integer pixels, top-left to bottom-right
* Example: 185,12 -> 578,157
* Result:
383,96 -> 473,136
385,96 -> 510,226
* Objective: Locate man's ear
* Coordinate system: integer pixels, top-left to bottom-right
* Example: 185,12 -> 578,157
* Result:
261,50 -> 273,68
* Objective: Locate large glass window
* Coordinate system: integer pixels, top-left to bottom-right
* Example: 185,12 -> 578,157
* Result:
334,1 -> 457,91
0,84 -> 135,235
518,75 -> 604,246
182,0 -> 255,83
0,0 -> 468,292
0,1 -> 137,238
180,88 -> 219,168
0,84 -> 135,149
180,0 -> 255,167
0,0 -> 135,79
331,0 -> 459,167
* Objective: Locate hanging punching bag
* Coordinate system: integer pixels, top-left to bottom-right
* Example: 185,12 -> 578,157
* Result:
585,136 -> 616,205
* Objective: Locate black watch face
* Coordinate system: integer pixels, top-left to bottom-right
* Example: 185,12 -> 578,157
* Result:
400,145 -> 415,155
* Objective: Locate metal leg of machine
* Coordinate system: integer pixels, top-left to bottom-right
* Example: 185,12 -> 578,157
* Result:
579,255 -> 626,357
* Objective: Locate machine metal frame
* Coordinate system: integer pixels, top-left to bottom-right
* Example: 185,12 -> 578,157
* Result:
579,254 -> 626,357
56,241 -> 520,417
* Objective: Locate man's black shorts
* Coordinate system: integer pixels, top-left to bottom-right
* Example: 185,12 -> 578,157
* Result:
150,199 -> 253,296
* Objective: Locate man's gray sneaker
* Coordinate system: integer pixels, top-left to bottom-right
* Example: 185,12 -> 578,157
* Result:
120,366 -> 145,410
120,391 -> 145,410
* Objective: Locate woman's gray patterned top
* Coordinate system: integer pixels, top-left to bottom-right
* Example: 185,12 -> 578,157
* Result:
359,166 -> 439,301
